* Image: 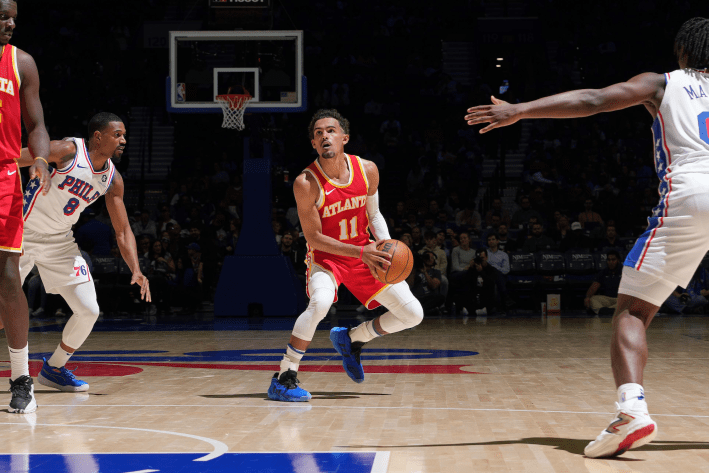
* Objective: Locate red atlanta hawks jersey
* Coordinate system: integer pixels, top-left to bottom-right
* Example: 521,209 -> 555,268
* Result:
0,44 -> 22,165
304,154 -> 371,249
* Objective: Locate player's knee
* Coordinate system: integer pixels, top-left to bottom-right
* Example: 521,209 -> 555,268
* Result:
308,288 -> 335,321
78,299 -> 101,323
394,299 -> 424,329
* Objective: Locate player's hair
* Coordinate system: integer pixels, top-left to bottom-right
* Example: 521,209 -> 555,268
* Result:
674,17 -> 709,69
307,109 -> 350,139
88,112 -> 123,139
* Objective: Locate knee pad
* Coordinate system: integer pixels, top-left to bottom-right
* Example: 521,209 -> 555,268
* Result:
292,271 -> 336,341
56,283 -> 101,349
376,282 -> 424,332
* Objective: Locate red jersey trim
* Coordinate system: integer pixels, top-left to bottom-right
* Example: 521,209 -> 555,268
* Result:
313,154 -> 355,188
365,284 -> 389,309
10,45 -> 20,88
303,168 -> 325,210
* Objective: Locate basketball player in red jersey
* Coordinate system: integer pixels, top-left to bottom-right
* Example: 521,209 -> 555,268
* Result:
0,0 -> 51,414
268,109 -> 424,402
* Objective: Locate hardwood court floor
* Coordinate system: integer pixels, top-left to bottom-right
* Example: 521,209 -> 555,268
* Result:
1,313 -> 709,472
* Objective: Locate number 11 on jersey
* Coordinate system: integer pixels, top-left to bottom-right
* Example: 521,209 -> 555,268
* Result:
338,216 -> 358,240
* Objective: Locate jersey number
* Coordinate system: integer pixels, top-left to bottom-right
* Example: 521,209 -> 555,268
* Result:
63,198 -> 80,216
698,112 -> 709,145
338,216 -> 358,240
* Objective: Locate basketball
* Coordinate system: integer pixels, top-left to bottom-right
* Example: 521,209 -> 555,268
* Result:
374,239 -> 414,284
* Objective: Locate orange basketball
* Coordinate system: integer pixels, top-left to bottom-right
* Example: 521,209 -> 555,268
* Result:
374,239 -> 414,284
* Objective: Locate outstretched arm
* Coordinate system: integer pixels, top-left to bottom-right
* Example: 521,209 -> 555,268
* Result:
363,159 -> 391,241
465,72 -> 666,133
105,171 -> 151,302
17,49 -> 51,194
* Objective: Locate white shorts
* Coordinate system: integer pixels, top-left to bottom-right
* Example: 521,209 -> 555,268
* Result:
20,228 -> 92,294
624,175 -> 709,289
618,266 -> 677,306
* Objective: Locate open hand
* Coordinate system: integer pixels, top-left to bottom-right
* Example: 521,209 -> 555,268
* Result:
131,272 -> 152,302
465,95 -> 521,133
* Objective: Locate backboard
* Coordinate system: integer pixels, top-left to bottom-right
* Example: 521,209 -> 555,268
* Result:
167,30 -> 305,114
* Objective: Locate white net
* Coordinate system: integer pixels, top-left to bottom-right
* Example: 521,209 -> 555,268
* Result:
216,94 -> 252,130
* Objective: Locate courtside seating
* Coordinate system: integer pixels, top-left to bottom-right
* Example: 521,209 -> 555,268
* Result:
507,251 -> 537,308
535,251 -> 567,299
565,250 -> 596,304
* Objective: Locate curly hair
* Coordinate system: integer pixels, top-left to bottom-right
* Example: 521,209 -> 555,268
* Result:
674,17 -> 709,69
307,109 -> 350,139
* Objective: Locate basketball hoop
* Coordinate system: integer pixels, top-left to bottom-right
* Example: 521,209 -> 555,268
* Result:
216,93 -> 252,130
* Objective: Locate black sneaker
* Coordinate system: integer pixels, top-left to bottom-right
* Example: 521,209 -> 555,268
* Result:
8,375 -> 37,414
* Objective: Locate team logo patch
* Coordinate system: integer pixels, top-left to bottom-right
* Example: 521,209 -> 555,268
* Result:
101,175 -> 107,182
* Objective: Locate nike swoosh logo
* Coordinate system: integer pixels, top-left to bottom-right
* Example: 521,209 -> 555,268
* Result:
325,189 -> 336,195
77,164 -> 88,168
7,170 -> 16,175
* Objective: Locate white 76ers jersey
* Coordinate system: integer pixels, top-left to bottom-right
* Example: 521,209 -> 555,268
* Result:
23,138 -> 115,235
654,69 -> 709,183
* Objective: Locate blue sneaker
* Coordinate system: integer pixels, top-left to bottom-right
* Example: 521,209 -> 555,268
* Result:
37,357 -> 89,392
329,327 -> 365,383
267,370 -> 311,402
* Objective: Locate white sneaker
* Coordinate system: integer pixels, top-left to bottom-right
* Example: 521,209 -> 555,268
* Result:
584,400 -> 657,458
475,307 -> 487,316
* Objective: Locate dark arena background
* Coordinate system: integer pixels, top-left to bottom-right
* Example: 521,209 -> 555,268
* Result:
2,0 -> 709,472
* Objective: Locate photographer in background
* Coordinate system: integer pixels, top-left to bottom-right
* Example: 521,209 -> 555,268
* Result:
455,249 -> 497,317
407,251 -> 445,316
663,266 -> 709,314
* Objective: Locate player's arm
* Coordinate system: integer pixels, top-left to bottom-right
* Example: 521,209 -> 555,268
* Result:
105,171 -> 151,302
18,140 -> 77,168
362,159 -> 391,241
465,72 -> 666,133
17,49 -> 51,194
294,171 -> 390,272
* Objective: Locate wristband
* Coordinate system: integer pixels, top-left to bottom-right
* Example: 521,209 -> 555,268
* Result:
359,246 -> 364,260
34,157 -> 49,165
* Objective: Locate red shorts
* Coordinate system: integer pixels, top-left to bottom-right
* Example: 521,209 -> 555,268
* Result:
0,160 -> 23,253
307,250 -> 388,309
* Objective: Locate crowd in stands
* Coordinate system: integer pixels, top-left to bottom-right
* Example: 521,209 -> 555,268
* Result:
20,0 -> 709,319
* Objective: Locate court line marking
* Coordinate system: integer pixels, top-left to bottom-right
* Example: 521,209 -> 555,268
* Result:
371,451 -> 390,473
31,404 -> 709,418
0,422 -> 228,462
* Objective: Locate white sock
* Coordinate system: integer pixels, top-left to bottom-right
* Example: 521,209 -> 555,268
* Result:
47,344 -> 73,368
279,344 -> 305,377
617,383 -> 645,408
9,345 -> 29,381
349,319 -> 382,344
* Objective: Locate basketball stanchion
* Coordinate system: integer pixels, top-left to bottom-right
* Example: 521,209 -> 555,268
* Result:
216,92 -> 252,130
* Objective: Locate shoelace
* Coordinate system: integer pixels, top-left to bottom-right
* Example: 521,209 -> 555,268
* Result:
280,376 -> 300,390
9,379 -> 31,397
59,366 -> 78,380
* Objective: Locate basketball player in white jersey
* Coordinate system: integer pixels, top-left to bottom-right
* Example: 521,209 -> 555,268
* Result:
465,17 -> 709,457
13,112 -> 150,409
